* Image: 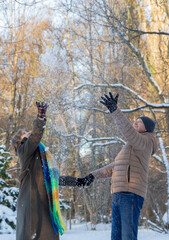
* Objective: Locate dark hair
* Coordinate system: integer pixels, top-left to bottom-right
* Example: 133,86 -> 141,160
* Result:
11,129 -> 26,156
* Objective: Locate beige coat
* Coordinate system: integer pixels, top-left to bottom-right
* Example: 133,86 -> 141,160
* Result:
92,108 -> 158,199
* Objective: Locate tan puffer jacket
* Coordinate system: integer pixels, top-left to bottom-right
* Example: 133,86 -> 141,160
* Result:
92,108 -> 158,199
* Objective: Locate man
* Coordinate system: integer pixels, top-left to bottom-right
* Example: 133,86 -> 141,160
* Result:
77,92 -> 158,240
12,102 -> 82,240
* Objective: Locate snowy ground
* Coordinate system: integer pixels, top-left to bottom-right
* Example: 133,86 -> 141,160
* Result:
1,223 -> 169,240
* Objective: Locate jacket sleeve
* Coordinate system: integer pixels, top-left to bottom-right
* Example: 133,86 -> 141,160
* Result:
17,118 -> 46,168
112,108 -> 151,151
59,176 -> 77,186
91,162 -> 114,179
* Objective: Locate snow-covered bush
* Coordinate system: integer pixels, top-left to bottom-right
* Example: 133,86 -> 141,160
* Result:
1,187 -> 19,212
0,145 -> 12,180
59,193 -> 71,211
0,145 -> 19,234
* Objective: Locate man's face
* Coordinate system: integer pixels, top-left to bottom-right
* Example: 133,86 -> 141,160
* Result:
21,131 -> 31,140
133,119 -> 147,133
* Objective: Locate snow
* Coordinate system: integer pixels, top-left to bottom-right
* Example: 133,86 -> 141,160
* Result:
31,233 -> 37,239
0,178 -> 6,185
0,205 -> 16,234
0,145 -> 5,149
1,223 -> 169,240
0,149 -> 5,154
79,141 -> 92,158
144,3 -> 151,24
163,212 -> 168,224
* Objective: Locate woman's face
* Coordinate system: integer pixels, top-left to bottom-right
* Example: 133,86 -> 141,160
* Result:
21,131 -> 31,140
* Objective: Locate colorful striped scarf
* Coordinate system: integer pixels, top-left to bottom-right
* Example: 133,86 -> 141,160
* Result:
39,142 -> 66,236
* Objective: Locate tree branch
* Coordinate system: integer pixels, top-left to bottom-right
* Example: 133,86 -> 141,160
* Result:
59,132 -> 126,144
75,83 -> 169,109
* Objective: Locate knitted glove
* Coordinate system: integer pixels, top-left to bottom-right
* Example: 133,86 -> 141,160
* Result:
36,101 -> 49,119
76,174 -> 95,187
100,92 -> 119,113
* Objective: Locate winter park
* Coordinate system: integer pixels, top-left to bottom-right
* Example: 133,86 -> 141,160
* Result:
0,0 -> 169,240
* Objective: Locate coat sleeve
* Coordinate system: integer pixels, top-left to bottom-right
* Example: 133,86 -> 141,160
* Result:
91,162 -> 114,179
112,108 -> 151,151
59,176 -> 77,186
17,118 -> 46,168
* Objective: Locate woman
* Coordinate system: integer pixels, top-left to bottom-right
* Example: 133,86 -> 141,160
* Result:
12,102 -> 80,240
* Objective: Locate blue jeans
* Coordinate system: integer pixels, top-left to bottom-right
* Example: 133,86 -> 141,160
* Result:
111,192 -> 144,240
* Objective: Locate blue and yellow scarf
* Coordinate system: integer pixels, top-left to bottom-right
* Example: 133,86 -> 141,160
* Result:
39,142 -> 66,236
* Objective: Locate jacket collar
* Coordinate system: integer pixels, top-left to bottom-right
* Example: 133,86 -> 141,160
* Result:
20,137 -> 28,144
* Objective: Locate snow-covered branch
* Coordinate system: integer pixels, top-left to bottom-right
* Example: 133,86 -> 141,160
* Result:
75,105 -> 150,113
152,154 -> 163,164
92,141 -> 121,147
142,217 -> 164,233
59,132 -> 126,144
75,83 -> 169,108
14,0 -> 41,7
7,168 -> 20,172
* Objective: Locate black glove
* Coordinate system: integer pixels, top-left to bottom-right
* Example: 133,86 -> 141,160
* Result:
100,92 -> 119,113
76,177 -> 86,187
76,174 -> 95,187
36,101 -> 49,119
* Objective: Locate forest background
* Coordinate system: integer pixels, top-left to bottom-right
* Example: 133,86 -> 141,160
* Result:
0,0 -> 169,234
